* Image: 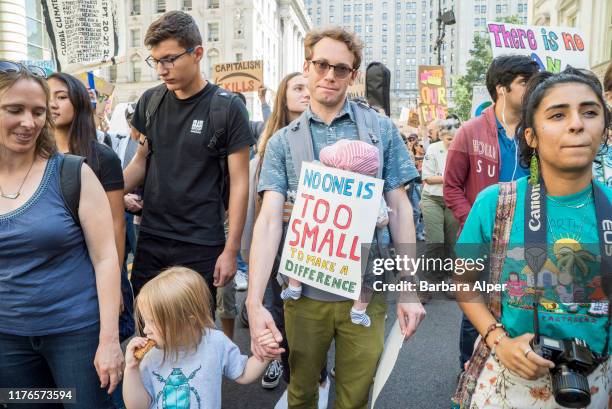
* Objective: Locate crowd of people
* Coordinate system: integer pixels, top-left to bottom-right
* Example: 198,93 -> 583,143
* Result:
0,9 -> 611,409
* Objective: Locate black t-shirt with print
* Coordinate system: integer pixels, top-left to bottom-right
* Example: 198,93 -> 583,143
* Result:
132,82 -> 255,245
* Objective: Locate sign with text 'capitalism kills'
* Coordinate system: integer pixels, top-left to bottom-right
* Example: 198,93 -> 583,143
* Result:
418,65 -> 448,125
213,60 -> 263,93
41,0 -> 120,73
487,22 -> 589,72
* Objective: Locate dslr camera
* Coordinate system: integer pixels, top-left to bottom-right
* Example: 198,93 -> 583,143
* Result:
530,336 -> 599,408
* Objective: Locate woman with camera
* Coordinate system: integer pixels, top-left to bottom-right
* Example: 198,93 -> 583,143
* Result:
453,67 -> 611,408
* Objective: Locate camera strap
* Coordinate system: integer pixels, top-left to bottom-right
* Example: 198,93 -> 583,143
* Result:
524,177 -> 612,358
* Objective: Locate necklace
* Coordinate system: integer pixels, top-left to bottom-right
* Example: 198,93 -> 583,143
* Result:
0,159 -> 36,200
547,190 -> 593,209
546,195 -> 593,243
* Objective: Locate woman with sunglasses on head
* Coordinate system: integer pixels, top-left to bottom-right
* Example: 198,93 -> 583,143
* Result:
419,120 -> 460,297
453,67 -> 611,408
0,63 -> 122,408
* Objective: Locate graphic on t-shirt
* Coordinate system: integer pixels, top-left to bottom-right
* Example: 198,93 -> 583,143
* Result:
504,238 -> 605,317
152,366 -> 202,409
190,120 -> 204,134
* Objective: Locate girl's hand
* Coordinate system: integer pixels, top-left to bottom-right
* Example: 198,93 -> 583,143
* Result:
257,329 -> 284,359
126,337 -> 150,369
495,333 -> 555,380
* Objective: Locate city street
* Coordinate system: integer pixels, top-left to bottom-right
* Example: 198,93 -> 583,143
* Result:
220,292 -> 463,409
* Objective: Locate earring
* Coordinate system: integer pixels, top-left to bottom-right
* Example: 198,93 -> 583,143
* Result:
529,150 -> 539,185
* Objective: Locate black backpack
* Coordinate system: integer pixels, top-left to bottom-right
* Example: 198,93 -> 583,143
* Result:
144,84 -> 236,209
365,62 -> 391,116
59,154 -> 86,227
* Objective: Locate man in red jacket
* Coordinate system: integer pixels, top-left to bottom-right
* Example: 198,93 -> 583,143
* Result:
443,55 -> 539,370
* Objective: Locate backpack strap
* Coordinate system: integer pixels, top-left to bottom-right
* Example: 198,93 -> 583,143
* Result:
144,84 -> 168,131
59,154 -> 85,227
489,181 -> 518,318
209,88 -> 240,210
286,112 -> 315,178
351,100 -> 383,179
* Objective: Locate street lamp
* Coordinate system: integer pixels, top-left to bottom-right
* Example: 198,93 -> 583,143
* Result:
433,0 -> 456,66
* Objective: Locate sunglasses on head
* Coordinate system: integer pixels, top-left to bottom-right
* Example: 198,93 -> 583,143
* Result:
0,60 -> 47,78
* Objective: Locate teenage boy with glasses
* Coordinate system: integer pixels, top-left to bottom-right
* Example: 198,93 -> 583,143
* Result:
123,11 -> 254,311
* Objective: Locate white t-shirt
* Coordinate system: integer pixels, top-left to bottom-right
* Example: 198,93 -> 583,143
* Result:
139,329 -> 248,409
421,141 -> 448,197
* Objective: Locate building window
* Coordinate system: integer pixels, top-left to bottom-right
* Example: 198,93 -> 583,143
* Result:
383,13 -> 387,21
130,29 -> 140,47
132,60 -> 141,83
396,1 -> 401,10
156,0 -> 165,13
329,5 -> 334,13
382,46 -> 387,54
182,0 -> 192,11
236,53 -> 243,61
496,4 -> 501,13
207,49 -> 219,78
130,0 -> 140,15
208,0 -> 220,9
382,24 -> 388,32
343,15 -> 351,23
365,3 -> 373,11
343,4 -> 351,12
208,23 -> 220,42
354,3 -> 362,12
354,15 -> 361,22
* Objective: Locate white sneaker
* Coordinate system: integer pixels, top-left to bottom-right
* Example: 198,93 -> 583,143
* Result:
318,376 -> 330,409
274,380 -> 330,409
234,270 -> 248,291
274,389 -> 288,409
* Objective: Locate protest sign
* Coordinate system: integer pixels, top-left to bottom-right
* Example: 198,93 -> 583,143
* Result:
279,162 -> 384,300
471,85 -> 492,118
41,0 -> 120,73
487,22 -> 589,72
76,72 -> 115,118
347,71 -> 366,100
371,319 -> 405,409
418,66 -> 448,125
213,60 -> 263,93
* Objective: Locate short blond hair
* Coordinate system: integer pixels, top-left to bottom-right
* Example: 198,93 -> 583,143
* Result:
304,27 -> 364,70
135,266 -> 215,363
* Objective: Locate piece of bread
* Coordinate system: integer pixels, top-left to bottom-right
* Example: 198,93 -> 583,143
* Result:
134,339 -> 156,360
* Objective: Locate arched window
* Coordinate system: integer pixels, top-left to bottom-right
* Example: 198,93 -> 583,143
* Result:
207,48 -> 220,79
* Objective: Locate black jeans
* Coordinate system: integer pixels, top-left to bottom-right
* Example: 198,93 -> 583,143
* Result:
131,231 -> 224,315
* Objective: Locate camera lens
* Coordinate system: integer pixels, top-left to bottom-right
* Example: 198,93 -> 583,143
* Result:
551,365 -> 591,408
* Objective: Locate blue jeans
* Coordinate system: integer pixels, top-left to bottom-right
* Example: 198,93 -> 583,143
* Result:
407,182 -> 425,238
236,252 -> 248,273
0,323 -> 114,409
459,314 -> 479,369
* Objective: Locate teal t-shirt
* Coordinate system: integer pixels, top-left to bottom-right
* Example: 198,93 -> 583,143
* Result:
457,176 -> 611,355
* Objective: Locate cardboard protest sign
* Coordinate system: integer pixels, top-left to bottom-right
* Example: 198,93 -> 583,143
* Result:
41,0 -> 120,73
418,66 -> 448,125
487,22 -> 589,72
213,60 -> 263,93
471,85 -> 492,118
76,72 -> 115,118
347,71 -> 366,100
279,162 -> 384,300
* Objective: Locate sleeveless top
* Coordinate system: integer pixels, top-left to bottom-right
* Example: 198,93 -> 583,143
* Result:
0,154 -> 99,336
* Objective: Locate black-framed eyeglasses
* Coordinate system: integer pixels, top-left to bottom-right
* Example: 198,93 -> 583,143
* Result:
0,61 -> 47,78
145,47 -> 195,69
308,60 -> 355,79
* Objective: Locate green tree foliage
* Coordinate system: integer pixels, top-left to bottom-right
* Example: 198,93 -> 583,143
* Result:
449,15 -> 524,121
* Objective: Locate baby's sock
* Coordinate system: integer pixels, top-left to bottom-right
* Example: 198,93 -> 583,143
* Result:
350,307 -> 371,327
281,284 -> 302,301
